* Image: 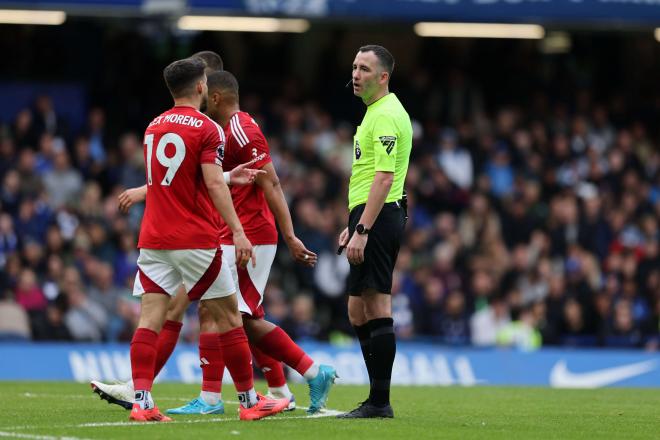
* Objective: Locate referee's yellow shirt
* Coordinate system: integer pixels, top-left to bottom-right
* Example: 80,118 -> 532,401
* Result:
348,93 -> 412,211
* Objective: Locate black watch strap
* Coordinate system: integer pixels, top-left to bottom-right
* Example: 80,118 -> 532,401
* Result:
356,224 -> 370,235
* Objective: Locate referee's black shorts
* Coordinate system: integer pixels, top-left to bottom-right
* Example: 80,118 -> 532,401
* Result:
347,200 -> 406,296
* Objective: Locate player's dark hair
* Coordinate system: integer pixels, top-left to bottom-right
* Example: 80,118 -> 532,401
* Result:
207,70 -> 239,97
192,50 -> 224,72
163,57 -> 206,99
359,44 -> 395,76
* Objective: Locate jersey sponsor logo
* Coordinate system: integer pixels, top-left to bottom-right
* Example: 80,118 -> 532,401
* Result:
379,135 -> 396,155
549,359 -> 657,388
355,139 -> 361,160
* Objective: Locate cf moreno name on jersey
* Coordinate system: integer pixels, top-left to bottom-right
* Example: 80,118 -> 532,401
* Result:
149,113 -> 204,128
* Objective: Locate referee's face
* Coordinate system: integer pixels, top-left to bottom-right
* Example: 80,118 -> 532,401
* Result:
352,51 -> 384,102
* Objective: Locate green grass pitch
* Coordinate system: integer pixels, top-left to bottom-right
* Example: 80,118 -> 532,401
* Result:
0,381 -> 658,439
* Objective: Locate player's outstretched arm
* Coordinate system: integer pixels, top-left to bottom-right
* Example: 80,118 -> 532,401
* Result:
256,162 -> 317,267
228,154 -> 266,186
118,185 -> 147,213
201,163 -> 255,268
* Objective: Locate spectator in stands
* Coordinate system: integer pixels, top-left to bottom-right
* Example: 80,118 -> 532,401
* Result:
116,133 -> 144,190
0,138 -> 17,183
0,290 -> 31,341
1,52 -> 660,349
0,213 -> 18,269
604,299 -> 643,348
12,109 -> 38,149
440,289 -> 470,346
14,268 -> 47,313
282,295 -> 321,341
16,149 -> 43,197
470,295 -> 511,347
1,170 -> 21,216
60,266 -> 108,342
43,148 -> 83,209
437,128 -> 473,190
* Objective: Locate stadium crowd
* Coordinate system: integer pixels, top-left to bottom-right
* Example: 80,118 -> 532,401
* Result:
0,69 -> 659,351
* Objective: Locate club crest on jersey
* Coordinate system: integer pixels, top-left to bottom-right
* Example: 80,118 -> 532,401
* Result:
379,136 -> 396,155
355,139 -> 361,160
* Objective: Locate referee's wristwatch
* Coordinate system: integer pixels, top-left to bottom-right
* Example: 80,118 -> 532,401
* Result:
356,224 -> 370,235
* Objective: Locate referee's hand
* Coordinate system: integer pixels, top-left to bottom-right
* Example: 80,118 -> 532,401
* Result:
337,227 -> 349,255
346,232 -> 368,266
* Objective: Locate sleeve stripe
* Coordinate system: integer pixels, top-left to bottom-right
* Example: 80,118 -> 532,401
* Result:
196,110 -> 226,143
230,114 -> 249,147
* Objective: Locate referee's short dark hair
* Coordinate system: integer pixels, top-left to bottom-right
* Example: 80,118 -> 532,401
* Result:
359,45 -> 395,76
192,50 -> 224,72
163,57 -> 206,99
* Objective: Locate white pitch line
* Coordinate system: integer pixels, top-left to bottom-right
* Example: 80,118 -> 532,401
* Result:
0,407 -> 342,432
1,410 -> 343,432
0,431 -> 90,440
22,393 -> 188,402
77,411 -> 342,428
20,393 -> 343,415
9,393 -> 344,431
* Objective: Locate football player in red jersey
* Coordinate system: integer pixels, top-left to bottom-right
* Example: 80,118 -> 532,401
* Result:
125,56 -> 288,422
95,69 -> 337,416
92,52 -> 335,416
92,51 -> 296,416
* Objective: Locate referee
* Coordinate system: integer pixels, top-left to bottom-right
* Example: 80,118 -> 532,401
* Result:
336,45 -> 412,419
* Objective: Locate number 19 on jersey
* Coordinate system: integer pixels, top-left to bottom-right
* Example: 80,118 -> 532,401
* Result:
144,132 -> 187,186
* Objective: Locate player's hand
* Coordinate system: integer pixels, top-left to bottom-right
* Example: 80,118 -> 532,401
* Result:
229,154 -> 267,186
118,188 -> 145,213
346,232 -> 368,265
233,231 -> 256,268
286,236 -> 317,267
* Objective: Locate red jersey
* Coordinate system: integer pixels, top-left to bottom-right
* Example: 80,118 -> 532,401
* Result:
219,111 -> 277,245
138,105 -> 226,249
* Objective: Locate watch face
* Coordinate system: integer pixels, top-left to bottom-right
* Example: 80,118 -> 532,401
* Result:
356,224 -> 364,234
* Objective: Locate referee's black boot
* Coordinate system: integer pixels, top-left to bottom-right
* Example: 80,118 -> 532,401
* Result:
336,401 -> 394,419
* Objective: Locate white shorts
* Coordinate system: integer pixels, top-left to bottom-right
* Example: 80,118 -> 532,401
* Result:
221,244 -> 276,318
133,248 -> 235,301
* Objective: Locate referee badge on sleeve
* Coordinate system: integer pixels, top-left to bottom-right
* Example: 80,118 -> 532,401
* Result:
379,136 -> 397,155
355,139 -> 362,160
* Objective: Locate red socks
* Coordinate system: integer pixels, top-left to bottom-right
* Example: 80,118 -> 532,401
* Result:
256,327 -> 313,375
153,320 -> 182,377
219,327 -> 253,392
130,328 -> 158,391
199,333 -> 224,393
250,342 -> 286,387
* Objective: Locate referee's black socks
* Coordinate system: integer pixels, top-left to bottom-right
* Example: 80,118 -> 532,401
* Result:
367,317 -> 396,407
353,323 -> 374,385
